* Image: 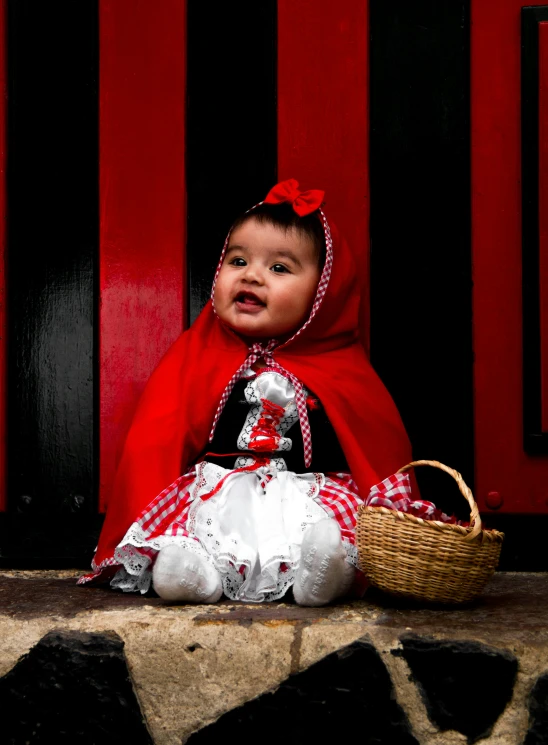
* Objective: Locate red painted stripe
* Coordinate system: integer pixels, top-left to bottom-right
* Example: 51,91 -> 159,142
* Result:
0,0 -> 5,511
99,1 -> 186,511
539,22 -> 548,432
472,0 -> 548,513
277,0 -> 369,350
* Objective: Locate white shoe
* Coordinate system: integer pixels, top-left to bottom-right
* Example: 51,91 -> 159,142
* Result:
293,520 -> 355,607
152,545 -> 223,603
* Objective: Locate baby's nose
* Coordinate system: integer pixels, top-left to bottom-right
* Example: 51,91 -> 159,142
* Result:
242,264 -> 264,283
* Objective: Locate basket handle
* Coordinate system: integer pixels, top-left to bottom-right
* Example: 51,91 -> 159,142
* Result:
396,460 -> 482,541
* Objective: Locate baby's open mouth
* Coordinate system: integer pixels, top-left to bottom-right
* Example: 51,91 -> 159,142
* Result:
235,291 -> 266,307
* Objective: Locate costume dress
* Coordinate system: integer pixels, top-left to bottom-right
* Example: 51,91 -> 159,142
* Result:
104,368 -> 364,602
79,180 -> 413,601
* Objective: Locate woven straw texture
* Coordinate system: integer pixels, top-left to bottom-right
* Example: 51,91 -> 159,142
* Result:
356,460 -> 504,604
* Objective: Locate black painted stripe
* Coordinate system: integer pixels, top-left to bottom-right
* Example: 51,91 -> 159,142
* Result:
2,1 -> 100,563
369,1 -> 473,518
186,0 -> 277,324
521,6 -> 548,455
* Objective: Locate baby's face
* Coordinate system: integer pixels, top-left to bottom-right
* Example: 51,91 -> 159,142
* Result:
214,217 -> 321,341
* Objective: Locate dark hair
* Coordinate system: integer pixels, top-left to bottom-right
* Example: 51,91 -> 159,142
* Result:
230,202 -> 326,267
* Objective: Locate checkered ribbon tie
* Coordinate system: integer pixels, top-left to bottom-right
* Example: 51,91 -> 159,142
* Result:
209,340 -> 313,467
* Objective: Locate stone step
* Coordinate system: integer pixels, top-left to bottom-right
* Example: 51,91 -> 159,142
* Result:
0,571 -> 546,744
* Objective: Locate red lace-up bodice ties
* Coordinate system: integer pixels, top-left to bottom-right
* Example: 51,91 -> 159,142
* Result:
248,398 -> 285,453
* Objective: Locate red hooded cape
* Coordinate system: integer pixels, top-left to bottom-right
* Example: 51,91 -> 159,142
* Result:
92,203 -> 412,571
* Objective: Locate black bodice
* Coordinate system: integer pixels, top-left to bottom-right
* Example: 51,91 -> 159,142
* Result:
200,378 -> 349,473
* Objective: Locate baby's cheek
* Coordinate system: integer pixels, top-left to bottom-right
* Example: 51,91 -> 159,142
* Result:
213,281 -> 227,308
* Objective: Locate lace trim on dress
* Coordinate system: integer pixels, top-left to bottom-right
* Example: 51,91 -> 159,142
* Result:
111,566 -> 152,594
343,540 -> 359,568
234,455 -> 287,470
220,555 -> 299,603
111,523 -> 209,594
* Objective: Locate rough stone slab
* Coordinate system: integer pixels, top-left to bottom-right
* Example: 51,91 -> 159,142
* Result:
396,635 -> 518,743
186,637 -> 419,745
0,571 -> 547,744
0,629 -> 152,744
525,673 -> 548,745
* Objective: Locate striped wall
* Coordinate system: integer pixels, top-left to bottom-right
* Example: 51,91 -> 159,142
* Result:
0,1 -> 480,566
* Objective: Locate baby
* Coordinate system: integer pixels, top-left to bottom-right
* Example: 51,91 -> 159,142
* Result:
79,179 -> 411,605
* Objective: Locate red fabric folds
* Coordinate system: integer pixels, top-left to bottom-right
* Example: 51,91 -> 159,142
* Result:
91,194 -> 412,572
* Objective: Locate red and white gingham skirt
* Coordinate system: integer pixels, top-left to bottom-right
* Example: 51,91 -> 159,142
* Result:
79,461 -> 364,601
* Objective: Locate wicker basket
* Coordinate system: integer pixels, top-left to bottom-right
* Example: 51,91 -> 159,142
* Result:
356,460 -> 504,604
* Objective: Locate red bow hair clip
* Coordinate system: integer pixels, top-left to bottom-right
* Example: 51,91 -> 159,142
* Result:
263,178 -> 324,217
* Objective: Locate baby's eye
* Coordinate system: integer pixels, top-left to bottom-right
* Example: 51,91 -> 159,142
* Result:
271,263 -> 289,273
229,257 -> 246,267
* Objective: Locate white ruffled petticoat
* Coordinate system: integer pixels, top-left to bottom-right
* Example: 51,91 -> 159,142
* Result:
188,462 -> 329,601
